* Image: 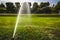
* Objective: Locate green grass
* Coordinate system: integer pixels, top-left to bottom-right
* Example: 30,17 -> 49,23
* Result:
0,15 -> 60,40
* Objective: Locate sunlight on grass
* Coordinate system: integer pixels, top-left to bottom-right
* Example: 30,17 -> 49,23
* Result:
0,15 -> 60,40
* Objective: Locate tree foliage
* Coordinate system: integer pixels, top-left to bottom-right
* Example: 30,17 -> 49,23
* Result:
28,2 -> 31,7
6,2 -> 15,13
0,3 -> 5,8
39,2 -> 50,8
0,3 -> 6,13
0,2 -> 60,14
32,2 -> 38,13
15,2 -> 20,13
55,1 -> 60,13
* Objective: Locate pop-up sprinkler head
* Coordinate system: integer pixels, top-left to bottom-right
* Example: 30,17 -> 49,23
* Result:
12,38 -> 14,40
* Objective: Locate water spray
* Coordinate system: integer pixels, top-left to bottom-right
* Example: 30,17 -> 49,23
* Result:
12,3 -> 22,39
12,2 -> 31,40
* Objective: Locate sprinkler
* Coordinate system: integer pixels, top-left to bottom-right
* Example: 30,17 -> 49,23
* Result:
12,38 -> 14,40
12,2 -> 31,38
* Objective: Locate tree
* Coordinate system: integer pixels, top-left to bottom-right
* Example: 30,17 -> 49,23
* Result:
28,2 -> 31,7
15,2 -> 20,13
55,1 -> 60,13
15,2 -> 20,8
38,2 -> 50,14
32,2 -> 38,13
42,7 -> 52,14
0,3 -> 6,13
39,2 -> 50,8
6,2 -> 15,13
50,4 -> 57,14
0,3 -> 5,8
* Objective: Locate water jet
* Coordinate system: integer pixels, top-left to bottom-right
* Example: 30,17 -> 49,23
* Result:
12,2 -> 31,39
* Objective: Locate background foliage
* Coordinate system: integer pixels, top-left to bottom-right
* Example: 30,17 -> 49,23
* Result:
0,2 -> 60,14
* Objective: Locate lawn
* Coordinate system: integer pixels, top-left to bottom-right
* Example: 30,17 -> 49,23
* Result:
0,15 -> 60,40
